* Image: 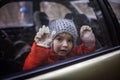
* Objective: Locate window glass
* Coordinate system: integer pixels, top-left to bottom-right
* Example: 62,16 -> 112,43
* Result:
71,0 -> 112,47
0,0 -> 114,78
0,1 -> 33,28
40,2 -> 71,21
71,0 -> 97,19
39,0 -> 112,47
108,0 -> 120,24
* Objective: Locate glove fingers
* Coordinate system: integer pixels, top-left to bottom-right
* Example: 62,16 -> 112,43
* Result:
80,25 -> 93,37
34,25 -> 55,48
50,31 -> 56,39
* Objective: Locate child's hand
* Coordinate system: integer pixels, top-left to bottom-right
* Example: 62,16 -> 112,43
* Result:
34,25 -> 56,48
80,25 -> 95,48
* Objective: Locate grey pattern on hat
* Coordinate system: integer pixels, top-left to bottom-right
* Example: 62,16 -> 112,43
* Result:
49,19 -> 78,44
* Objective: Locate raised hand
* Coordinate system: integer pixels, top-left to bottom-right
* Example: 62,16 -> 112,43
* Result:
34,25 -> 56,48
80,25 -> 95,48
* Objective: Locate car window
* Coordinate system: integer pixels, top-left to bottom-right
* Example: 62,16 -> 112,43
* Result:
71,1 -> 97,19
71,0 -> 109,47
108,0 -> 120,24
0,1 -> 33,28
39,0 -> 112,48
0,0 -> 119,79
40,2 -> 71,21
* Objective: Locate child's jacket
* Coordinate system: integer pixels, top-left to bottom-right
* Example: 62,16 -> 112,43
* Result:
23,42 -> 95,70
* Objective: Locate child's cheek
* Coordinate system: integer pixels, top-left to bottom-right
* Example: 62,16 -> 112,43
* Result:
53,41 -> 60,52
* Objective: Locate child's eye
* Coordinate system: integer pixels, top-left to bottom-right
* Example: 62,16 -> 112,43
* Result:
56,37 -> 63,42
68,39 -> 73,43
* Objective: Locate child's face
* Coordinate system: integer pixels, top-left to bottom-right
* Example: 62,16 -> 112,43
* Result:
53,33 -> 73,56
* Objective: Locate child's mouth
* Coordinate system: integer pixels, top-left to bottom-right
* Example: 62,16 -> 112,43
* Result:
59,50 -> 68,54
61,50 -> 67,52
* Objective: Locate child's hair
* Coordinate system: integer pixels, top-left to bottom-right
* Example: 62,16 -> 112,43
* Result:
49,19 -> 78,45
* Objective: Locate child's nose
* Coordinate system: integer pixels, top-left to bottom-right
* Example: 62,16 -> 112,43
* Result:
62,41 -> 68,47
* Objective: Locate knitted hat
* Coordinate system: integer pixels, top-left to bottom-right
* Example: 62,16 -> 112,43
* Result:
49,19 -> 78,45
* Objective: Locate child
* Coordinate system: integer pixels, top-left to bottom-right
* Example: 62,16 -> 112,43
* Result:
23,19 -> 96,70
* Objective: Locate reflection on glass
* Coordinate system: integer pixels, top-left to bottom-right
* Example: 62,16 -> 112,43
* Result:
40,2 -> 71,21
0,1 -> 33,27
0,0 -> 114,78
108,0 -> 120,23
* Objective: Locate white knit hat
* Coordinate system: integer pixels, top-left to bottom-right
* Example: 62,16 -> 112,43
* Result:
49,19 -> 78,44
